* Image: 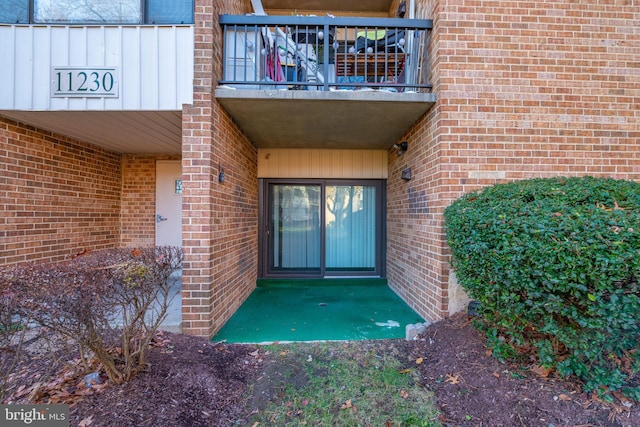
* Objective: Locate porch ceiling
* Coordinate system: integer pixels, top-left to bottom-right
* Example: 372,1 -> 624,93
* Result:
0,110 -> 182,154
215,89 -> 435,149
262,0 -> 393,13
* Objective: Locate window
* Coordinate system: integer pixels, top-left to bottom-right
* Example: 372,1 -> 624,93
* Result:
0,0 -> 28,24
147,0 -> 193,24
34,0 -> 141,24
0,0 -> 193,24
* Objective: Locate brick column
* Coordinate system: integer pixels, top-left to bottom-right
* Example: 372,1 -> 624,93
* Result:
182,0 -> 257,337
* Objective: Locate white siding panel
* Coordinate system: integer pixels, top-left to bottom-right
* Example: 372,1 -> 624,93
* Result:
11,27 -> 34,110
32,28 -> 51,108
0,26 -> 16,107
103,27 -> 124,110
121,27 -> 141,109
0,24 -> 193,111
140,27 -> 160,109
49,27 -> 70,110
158,27 -> 177,109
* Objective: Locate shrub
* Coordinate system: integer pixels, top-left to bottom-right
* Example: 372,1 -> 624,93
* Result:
444,176 -> 640,399
0,269 -> 30,402
8,246 -> 182,385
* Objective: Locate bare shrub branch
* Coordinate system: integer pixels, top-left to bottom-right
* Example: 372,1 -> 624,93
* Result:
6,246 -> 183,385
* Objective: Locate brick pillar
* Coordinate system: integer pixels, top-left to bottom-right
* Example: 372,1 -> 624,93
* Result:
181,0 -> 217,337
182,0 -> 257,337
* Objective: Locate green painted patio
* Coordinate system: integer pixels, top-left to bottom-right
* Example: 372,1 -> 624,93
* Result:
212,279 -> 425,343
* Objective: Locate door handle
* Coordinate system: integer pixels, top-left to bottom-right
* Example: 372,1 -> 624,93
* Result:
156,214 -> 168,223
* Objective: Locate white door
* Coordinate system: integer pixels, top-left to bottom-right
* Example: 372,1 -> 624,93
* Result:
156,161 -> 182,247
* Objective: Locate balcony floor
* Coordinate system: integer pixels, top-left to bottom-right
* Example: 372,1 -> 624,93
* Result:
215,88 -> 436,149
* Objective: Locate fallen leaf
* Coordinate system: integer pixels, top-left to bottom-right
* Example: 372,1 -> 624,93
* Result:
492,371 -> 500,378
341,399 -> 352,409
558,394 -> 572,401
79,415 -> 93,427
612,391 -> 633,408
398,368 -> 411,374
445,373 -> 460,385
531,365 -> 553,378
386,421 -> 393,427
250,350 -> 259,357
415,357 -> 424,365
400,389 -> 409,399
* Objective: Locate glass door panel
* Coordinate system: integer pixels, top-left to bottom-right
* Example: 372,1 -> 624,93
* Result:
325,185 -> 376,272
268,184 -> 321,273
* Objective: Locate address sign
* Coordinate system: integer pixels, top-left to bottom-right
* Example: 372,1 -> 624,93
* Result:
51,67 -> 119,98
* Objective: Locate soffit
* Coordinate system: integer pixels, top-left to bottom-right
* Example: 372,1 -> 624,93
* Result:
0,110 -> 182,154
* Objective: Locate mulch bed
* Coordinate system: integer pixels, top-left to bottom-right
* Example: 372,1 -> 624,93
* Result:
4,313 -> 638,426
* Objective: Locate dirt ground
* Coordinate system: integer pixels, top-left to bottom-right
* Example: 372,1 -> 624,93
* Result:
5,313 -> 639,426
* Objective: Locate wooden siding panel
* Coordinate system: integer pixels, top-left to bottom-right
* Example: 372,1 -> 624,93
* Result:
258,149 -> 388,178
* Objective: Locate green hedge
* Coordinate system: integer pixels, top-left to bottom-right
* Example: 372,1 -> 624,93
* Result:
444,176 -> 640,400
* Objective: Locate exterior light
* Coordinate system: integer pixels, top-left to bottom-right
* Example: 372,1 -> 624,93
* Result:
393,141 -> 408,156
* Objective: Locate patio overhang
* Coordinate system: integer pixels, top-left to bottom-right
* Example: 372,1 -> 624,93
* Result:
0,110 -> 182,154
215,88 -> 435,149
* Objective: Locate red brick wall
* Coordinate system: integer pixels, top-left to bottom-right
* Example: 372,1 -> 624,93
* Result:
182,0 -> 258,337
0,116 -> 121,266
120,155 -> 180,248
388,0 -> 640,322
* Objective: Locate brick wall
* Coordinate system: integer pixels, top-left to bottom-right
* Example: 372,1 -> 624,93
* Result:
388,0 -> 640,322
182,0 -> 258,337
0,116 -> 121,266
120,155 -> 180,248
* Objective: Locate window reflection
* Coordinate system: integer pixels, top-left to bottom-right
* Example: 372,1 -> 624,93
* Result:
147,0 -> 193,24
0,0 -> 194,24
0,0 -> 28,24
34,0 -> 141,24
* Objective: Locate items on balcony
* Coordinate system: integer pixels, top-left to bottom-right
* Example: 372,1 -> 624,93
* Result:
219,15 -> 433,92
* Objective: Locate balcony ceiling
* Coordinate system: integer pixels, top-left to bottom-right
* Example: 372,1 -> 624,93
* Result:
215,89 -> 435,149
1,90 -> 436,154
262,0 -> 393,13
0,110 -> 182,154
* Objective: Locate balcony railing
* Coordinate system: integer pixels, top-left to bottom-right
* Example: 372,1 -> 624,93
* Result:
219,15 -> 432,93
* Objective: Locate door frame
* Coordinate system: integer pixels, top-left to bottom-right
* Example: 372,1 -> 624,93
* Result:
258,178 -> 386,278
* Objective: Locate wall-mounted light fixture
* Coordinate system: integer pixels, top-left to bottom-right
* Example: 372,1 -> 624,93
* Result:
393,141 -> 408,156
218,166 -> 225,183
401,168 -> 412,181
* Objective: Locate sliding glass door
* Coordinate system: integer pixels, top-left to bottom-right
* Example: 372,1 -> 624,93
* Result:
263,180 -> 384,277
268,184 -> 322,274
325,185 -> 377,272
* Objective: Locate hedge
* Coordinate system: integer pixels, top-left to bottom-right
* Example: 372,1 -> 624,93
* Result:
444,176 -> 640,400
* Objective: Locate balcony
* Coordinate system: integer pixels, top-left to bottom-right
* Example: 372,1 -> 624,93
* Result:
216,14 -> 436,149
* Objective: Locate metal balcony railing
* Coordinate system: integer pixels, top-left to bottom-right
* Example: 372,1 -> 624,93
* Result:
219,15 -> 433,93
